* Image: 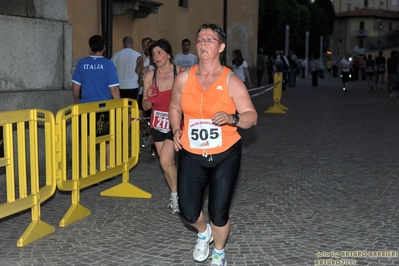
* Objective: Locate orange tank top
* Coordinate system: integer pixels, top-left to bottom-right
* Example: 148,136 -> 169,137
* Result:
181,65 -> 241,155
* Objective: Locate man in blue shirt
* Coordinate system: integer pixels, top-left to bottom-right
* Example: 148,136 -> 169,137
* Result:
71,35 -> 120,167
72,35 -> 120,103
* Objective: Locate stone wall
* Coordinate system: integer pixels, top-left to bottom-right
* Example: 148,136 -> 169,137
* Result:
0,0 -> 72,113
0,0 -> 72,176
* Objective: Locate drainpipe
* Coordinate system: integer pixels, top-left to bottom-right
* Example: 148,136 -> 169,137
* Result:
101,0 -> 113,59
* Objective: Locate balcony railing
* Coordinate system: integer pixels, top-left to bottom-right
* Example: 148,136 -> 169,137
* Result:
355,29 -> 369,36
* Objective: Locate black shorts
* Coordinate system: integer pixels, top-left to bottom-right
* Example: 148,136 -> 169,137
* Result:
341,71 -> 351,83
120,88 -> 139,100
151,128 -> 173,142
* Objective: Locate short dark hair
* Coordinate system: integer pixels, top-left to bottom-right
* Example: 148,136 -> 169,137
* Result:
196,23 -> 226,44
89,35 -> 105,53
123,36 -> 133,46
182,38 -> 191,45
150,38 -> 174,62
141,37 -> 152,45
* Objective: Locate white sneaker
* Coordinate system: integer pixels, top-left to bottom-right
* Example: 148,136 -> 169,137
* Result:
193,224 -> 214,262
168,197 -> 180,214
210,251 -> 227,266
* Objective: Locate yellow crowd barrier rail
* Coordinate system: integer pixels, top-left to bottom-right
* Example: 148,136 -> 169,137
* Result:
0,109 -> 56,247
55,98 -> 152,228
264,72 -> 289,114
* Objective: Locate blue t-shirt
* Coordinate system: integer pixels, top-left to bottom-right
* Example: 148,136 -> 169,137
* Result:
72,56 -> 119,103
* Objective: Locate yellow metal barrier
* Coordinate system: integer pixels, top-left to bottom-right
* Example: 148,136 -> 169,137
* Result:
0,109 -> 56,247
264,72 -> 289,114
55,98 -> 151,228
0,126 -> 3,157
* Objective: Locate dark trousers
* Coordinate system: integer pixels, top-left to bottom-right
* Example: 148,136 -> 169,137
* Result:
312,70 -> 318,87
257,70 -> 264,87
332,66 -> 338,77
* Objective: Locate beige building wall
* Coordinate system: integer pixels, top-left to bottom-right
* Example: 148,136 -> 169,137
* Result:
66,0 -> 101,64
66,0 -> 258,69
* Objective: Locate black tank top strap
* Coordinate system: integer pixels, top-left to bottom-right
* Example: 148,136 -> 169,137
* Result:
174,65 -> 177,78
153,65 -> 176,85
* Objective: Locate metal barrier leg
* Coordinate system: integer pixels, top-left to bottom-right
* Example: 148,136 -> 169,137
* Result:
17,219 -> 55,247
59,190 -> 91,227
101,169 -> 152,198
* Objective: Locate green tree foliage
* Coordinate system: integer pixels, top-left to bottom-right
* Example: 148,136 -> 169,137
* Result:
258,0 -> 335,59
313,0 -> 335,36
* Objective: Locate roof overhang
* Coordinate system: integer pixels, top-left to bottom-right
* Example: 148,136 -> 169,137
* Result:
113,0 -> 163,19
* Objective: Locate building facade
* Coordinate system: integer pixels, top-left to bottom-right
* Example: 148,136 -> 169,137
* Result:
67,0 -> 259,78
0,0 -> 259,113
332,0 -> 399,12
330,0 -> 399,58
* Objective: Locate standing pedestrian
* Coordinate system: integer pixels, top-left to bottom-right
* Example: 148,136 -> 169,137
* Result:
326,58 -> 332,78
386,50 -> 398,98
266,54 -> 274,84
231,49 -> 252,88
301,58 -> 307,79
309,54 -> 320,87
287,50 -> 298,86
173,38 -> 198,68
332,56 -> 338,78
256,48 -> 266,87
364,54 -> 375,91
71,35 -> 120,166
375,50 -> 386,90
111,36 -> 141,100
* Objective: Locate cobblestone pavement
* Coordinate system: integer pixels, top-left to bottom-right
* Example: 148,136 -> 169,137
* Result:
1,76 -> 399,266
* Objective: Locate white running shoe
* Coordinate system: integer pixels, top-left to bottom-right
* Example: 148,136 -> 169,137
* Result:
168,197 -> 180,214
193,224 -> 214,262
210,251 -> 227,266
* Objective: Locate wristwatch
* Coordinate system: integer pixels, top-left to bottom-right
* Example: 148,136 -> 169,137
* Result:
231,114 -> 240,125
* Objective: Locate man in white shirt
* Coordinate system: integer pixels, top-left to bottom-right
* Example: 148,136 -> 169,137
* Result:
173,39 -> 198,68
111,36 -> 141,100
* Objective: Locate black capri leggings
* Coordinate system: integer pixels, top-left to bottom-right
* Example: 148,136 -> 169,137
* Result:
178,140 -> 242,227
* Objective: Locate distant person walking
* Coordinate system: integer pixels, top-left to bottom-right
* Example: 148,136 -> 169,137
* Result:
375,50 -> 386,90
364,54 -> 375,91
287,50 -> 298,86
256,48 -> 266,87
332,56 -> 338,78
340,53 -> 352,93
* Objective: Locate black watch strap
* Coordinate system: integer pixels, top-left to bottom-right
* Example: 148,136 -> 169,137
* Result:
232,114 -> 239,125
